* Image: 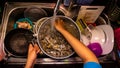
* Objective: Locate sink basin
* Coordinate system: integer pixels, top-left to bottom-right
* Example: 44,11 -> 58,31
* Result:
0,2 -> 67,56
1,2 -> 65,34
0,2 -> 82,63
0,2 -> 115,64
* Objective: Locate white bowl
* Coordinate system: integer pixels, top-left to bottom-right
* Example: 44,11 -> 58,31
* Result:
90,27 -> 105,46
81,25 -> 114,55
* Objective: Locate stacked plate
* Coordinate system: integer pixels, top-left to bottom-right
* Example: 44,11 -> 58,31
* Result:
81,25 -> 114,56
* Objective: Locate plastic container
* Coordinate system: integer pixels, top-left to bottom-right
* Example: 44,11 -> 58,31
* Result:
87,42 -> 103,57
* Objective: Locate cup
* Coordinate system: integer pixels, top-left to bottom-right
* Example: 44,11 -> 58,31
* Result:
87,42 -> 103,57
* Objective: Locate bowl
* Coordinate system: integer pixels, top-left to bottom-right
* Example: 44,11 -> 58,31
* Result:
87,42 -> 103,57
90,26 -> 105,45
24,7 -> 48,22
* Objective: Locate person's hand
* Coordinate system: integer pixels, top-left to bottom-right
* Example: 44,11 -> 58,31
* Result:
25,43 -> 40,68
0,49 -> 5,61
0,40 -> 6,61
28,43 -> 40,62
54,18 -> 65,32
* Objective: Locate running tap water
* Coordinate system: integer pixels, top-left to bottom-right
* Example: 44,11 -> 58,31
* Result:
51,0 -> 62,31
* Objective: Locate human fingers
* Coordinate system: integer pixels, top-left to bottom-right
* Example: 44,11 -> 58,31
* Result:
34,44 -> 40,53
54,19 -> 64,30
28,43 -> 34,52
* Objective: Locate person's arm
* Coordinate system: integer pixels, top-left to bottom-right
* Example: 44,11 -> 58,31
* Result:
54,19 -> 99,63
25,43 -> 40,68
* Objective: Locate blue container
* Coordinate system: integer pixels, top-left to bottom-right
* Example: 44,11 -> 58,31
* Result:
76,0 -> 93,5
64,0 -> 71,6
64,0 -> 94,6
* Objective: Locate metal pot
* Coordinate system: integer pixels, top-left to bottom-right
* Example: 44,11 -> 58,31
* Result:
37,15 -> 81,59
96,13 -> 111,25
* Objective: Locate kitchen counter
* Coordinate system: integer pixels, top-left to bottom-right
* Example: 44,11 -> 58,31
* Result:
0,50 -> 118,68
0,59 -> 118,68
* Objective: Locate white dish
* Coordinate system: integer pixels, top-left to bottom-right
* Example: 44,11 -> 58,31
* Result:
81,34 -> 89,46
97,25 -> 114,55
90,26 -> 105,46
81,25 -> 105,46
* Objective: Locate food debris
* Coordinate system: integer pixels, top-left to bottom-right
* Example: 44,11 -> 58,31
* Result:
16,21 -> 32,29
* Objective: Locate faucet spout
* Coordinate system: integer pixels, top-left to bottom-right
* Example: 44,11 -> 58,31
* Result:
54,0 -> 62,14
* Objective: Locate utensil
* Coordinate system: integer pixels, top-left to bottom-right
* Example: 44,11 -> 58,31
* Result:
78,19 -> 92,40
24,7 -> 48,22
37,15 -> 81,59
4,28 -> 34,57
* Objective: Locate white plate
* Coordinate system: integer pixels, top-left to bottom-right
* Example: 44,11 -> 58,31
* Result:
90,26 -> 105,46
97,25 -> 114,55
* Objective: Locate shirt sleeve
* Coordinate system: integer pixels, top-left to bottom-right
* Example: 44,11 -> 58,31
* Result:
83,62 -> 102,68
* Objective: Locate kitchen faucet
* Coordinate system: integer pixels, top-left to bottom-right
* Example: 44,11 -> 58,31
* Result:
54,0 -> 62,15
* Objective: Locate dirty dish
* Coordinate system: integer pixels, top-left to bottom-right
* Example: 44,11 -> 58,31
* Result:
37,15 -> 81,59
4,28 -> 34,57
24,7 -> 48,22
97,25 -> 114,55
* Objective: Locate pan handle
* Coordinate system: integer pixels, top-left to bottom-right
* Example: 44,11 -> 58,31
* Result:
3,52 -> 13,64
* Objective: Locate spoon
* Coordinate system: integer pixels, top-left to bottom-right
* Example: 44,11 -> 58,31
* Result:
79,19 -> 92,40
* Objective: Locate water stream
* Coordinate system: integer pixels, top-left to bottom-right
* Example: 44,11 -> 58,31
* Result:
50,0 -> 61,32
51,12 -> 57,32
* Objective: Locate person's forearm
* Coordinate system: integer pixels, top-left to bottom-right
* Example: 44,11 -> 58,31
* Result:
25,59 -> 35,68
59,29 -> 99,63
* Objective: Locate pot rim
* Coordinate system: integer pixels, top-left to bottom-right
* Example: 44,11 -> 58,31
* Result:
37,15 -> 81,59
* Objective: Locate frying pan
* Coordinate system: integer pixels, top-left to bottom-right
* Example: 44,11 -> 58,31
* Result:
4,28 -> 34,57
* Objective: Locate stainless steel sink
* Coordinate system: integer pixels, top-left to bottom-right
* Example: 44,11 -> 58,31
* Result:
1,2 -> 66,34
0,2 -> 111,64
0,2 -> 83,64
